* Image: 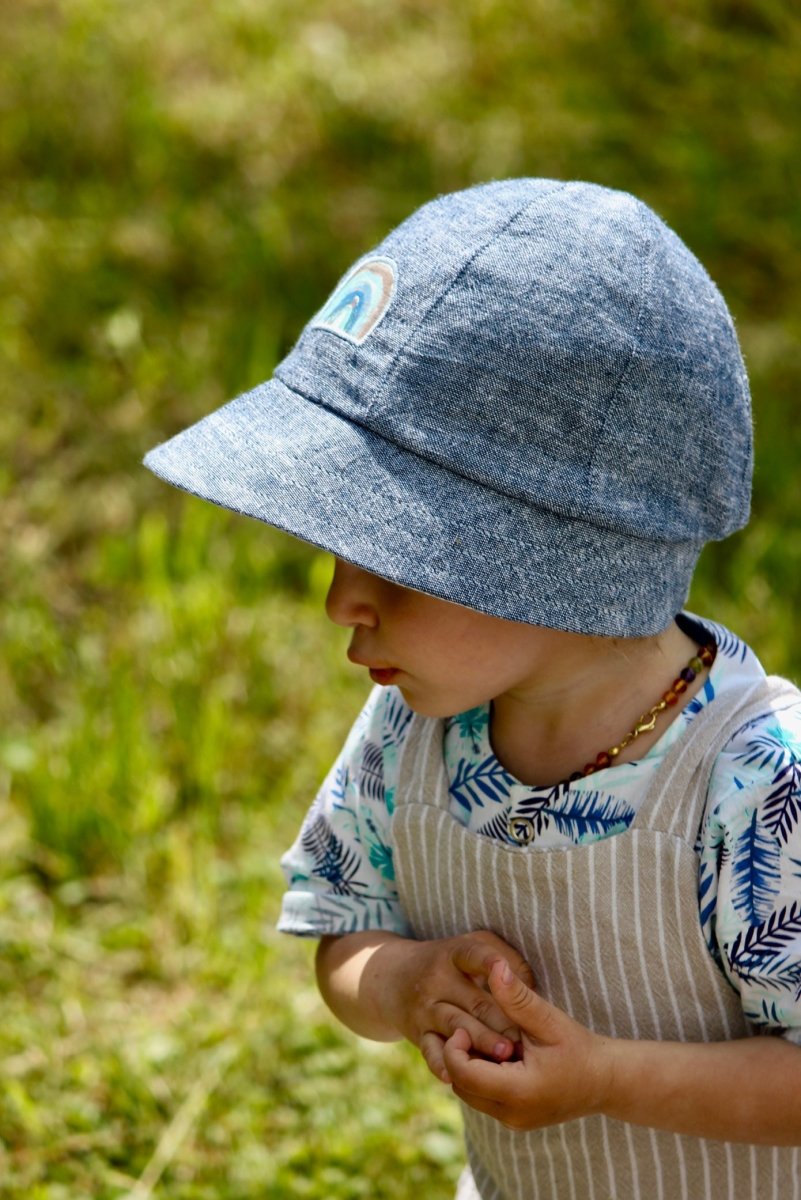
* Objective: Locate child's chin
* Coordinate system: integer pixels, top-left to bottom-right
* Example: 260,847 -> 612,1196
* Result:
396,684 -> 463,721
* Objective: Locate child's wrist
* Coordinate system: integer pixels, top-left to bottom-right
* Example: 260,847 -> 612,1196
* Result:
589,1035 -> 665,1125
587,1032 -> 624,1118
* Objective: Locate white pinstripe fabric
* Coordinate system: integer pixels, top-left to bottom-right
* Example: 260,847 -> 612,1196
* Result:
392,677 -> 801,1199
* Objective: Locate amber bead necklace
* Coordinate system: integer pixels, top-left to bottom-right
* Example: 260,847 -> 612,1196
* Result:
558,641 -> 717,790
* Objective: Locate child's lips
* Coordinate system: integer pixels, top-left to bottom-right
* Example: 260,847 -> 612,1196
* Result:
347,649 -> 399,685
368,667 -> 399,685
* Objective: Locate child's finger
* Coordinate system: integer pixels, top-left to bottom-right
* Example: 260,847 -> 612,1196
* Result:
432,1002 -> 518,1062
419,1031 -> 450,1083
453,941 -> 537,991
442,1029 -> 520,1098
487,960 -> 562,1045
446,1026 -> 472,1056
437,973 -> 523,1044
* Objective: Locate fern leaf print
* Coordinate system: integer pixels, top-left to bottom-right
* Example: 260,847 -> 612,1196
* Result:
330,761 -> 348,805
730,809 -> 780,924
381,688 -> 413,748
734,726 -> 801,773
301,814 -> 366,897
685,676 -> 715,717
702,620 -> 745,662
763,759 -> 801,845
358,740 -> 386,804
727,901 -> 801,996
698,859 -> 718,932
362,812 -> 396,881
453,706 -> 490,752
548,790 -> 634,844
449,754 -> 513,811
742,996 -> 789,1032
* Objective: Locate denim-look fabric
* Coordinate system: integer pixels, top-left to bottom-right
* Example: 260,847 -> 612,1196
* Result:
144,179 -> 752,636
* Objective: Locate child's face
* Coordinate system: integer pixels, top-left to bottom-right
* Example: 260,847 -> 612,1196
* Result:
325,558 -> 570,718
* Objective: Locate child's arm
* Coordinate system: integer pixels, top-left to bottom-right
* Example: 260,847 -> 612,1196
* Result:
442,960 -> 801,1145
316,930 -> 536,1083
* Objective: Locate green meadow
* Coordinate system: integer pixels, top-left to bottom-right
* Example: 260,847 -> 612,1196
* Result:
2,1 -> 800,1194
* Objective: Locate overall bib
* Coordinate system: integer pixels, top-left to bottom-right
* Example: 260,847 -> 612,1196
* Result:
391,678 -> 801,1199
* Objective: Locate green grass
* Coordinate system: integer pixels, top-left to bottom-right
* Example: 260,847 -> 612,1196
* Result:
2,0 -> 801,1194
0,808 -> 464,1198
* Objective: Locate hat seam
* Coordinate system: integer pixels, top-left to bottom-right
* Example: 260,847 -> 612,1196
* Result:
369,179 -> 569,419
586,201 -> 653,491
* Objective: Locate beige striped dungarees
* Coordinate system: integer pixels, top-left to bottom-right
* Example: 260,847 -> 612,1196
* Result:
392,677 -> 801,1199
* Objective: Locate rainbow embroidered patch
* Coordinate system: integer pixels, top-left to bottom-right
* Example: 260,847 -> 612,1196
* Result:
310,256 -> 397,345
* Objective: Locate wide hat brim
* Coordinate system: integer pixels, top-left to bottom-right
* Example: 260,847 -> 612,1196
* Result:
143,377 -> 699,638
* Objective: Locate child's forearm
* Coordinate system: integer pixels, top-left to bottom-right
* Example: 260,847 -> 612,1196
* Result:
603,1033 -> 801,1145
315,931 -> 410,1042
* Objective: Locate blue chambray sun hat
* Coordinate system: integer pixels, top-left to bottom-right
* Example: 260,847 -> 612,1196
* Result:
143,178 -> 752,638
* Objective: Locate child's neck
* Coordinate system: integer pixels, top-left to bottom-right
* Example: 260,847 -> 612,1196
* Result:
489,620 -> 708,788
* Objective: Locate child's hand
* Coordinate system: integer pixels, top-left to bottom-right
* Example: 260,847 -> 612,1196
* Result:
442,959 -> 613,1128
379,931 -> 536,1084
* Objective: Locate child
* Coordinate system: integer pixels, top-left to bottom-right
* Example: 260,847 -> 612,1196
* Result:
145,179 -> 801,1198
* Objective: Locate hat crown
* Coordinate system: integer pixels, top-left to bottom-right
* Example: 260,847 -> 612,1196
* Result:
277,179 -> 751,544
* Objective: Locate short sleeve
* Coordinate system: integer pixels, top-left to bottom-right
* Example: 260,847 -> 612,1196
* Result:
699,699 -> 801,1044
278,685 -> 414,938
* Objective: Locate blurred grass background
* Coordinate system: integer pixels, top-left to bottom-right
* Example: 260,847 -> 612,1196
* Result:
2,0 -> 800,1195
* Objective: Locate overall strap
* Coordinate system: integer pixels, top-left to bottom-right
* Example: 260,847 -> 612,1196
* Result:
394,711 -> 450,810
632,675 -> 801,841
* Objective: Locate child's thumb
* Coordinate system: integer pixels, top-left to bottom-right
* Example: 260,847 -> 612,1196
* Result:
488,958 -> 560,1044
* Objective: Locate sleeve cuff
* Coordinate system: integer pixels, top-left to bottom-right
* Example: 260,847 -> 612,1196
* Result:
277,889 -> 413,939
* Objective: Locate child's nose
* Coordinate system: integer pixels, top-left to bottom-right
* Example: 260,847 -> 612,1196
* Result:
325,559 -> 379,628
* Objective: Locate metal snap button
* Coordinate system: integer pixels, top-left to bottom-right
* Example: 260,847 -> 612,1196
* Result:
508,816 -> 535,845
